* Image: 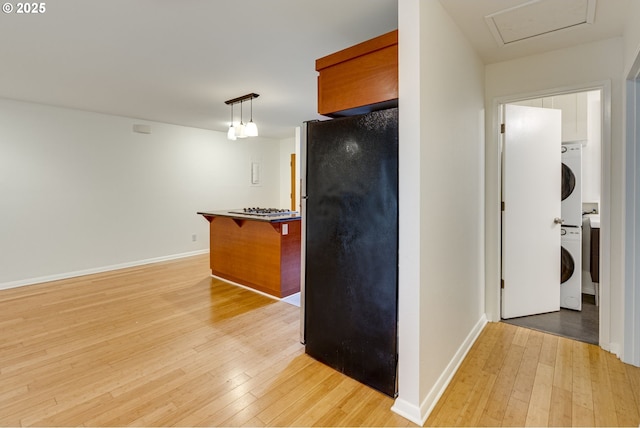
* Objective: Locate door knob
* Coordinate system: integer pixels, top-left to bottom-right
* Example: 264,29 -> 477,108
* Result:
554,217 -> 564,225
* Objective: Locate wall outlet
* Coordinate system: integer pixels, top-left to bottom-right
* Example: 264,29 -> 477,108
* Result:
192,234 -> 197,242
282,224 -> 288,236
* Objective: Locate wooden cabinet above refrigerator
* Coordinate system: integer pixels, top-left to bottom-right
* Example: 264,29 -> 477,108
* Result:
316,30 -> 398,117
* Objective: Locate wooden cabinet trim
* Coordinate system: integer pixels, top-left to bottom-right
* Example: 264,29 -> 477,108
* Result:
317,44 -> 398,116
315,30 -> 398,71
316,29 -> 398,116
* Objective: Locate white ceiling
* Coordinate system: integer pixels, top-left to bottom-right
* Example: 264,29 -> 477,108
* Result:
439,0 -> 629,64
0,0 -> 398,139
0,0 -> 630,139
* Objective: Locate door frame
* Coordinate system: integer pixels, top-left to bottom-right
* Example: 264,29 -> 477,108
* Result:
290,153 -> 297,211
487,80 -> 612,351
624,56 -> 640,366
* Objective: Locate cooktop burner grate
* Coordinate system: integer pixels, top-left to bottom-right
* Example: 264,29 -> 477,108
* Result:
229,207 -> 295,217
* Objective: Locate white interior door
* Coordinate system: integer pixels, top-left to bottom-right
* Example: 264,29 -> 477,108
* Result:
502,104 -> 562,319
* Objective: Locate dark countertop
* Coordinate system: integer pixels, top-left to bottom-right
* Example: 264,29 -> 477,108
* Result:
197,209 -> 301,223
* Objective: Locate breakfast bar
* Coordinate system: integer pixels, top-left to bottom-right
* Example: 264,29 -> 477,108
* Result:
197,209 -> 301,298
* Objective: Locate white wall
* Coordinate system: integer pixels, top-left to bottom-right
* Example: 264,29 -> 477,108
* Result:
623,0 -> 640,77
0,98 -> 281,288
485,37 -> 625,355
394,0 -> 486,424
279,136 -> 295,209
584,90 -> 602,205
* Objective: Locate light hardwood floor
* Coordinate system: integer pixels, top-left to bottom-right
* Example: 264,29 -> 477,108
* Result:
426,320 -> 640,427
0,255 -> 409,427
1,254 -> 639,427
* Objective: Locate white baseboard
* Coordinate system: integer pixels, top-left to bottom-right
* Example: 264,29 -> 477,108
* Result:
391,398 -> 423,426
608,342 -> 622,358
0,249 -> 209,291
392,314 -> 489,425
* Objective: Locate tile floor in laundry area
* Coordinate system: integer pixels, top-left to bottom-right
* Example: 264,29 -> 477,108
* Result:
503,294 -> 598,345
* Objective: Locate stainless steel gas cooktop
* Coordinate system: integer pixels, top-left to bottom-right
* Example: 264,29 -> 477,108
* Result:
228,207 -> 295,217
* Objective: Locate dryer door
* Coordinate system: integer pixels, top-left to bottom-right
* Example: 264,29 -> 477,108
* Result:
561,162 -> 576,201
561,246 -> 575,283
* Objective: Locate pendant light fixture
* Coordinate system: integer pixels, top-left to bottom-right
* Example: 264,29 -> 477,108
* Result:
245,96 -> 258,137
227,102 -> 236,141
224,93 -> 260,140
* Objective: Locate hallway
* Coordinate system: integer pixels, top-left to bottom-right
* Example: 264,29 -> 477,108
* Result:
425,321 -> 640,426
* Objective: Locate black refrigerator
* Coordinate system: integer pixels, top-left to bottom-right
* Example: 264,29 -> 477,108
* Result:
301,107 -> 398,397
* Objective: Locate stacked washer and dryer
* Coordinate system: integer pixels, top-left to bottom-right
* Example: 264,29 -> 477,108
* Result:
561,143 -> 583,310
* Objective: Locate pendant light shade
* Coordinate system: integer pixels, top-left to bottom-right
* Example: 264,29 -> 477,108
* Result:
227,103 -> 236,140
245,96 -> 258,137
236,123 -> 247,139
224,93 -> 259,140
227,125 -> 236,140
245,121 -> 258,137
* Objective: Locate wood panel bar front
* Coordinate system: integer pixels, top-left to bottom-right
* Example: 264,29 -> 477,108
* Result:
199,213 -> 301,298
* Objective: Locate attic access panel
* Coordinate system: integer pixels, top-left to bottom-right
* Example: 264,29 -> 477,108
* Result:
485,0 -> 596,46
